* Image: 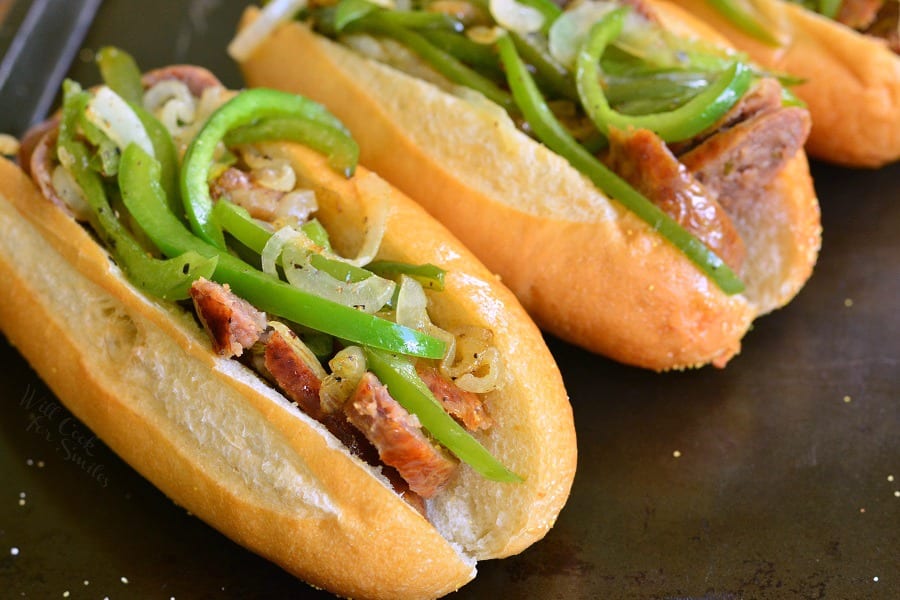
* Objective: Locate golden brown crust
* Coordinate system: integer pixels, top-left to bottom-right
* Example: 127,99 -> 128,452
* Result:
236,7 -> 820,370
0,142 -> 575,598
666,0 -> 900,167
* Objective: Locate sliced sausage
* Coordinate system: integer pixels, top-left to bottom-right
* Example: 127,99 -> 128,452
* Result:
344,373 -> 458,498
604,127 -> 746,272
190,278 -> 267,357
416,364 -> 492,432
679,106 -> 811,214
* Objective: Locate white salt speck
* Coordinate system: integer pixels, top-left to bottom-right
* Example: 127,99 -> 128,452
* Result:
18,499 -> 25,507
121,576 -> 129,584
874,576 -> 879,582
672,450 -> 682,458
843,395 -> 852,403
894,491 -> 899,498
888,475 -> 895,482
37,460 -> 45,468
63,592 -> 70,598
844,298 -> 854,307
10,547 -> 19,556
26,459 -> 34,466
83,580 -> 90,586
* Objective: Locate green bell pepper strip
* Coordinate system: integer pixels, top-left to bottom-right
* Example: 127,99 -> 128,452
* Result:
131,104 -> 181,216
496,34 -> 744,295
122,144 -> 446,358
706,0 -> 781,45
95,46 -> 144,106
180,88 -> 358,249
816,0 -> 842,19
58,82 -> 217,300
424,30 -> 506,81
211,199 -> 271,252
374,9 -> 464,32
576,8 -> 754,143
299,219 -> 332,250
602,71 -> 714,113
333,0 -> 377,31
222,117 -> 360,178
364,348 -> 522,483
517,0 -> 563,33
212,199 -> 331,253
342,12 -> 515,112
366,260 -> 445,290
90,46 -> 183,215
510,32 -> 579,101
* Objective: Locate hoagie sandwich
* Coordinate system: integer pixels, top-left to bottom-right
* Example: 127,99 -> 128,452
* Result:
233,0 -> 822,370
0,49 -> 576,599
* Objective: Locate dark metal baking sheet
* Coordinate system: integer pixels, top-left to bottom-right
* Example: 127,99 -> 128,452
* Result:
1,1 -> 898,598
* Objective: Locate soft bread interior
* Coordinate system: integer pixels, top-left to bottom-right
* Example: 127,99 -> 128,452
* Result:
0,152 -> 575,597
238,7 -> 820,369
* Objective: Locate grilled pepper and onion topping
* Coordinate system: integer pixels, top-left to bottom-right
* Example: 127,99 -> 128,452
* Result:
235,0 -> 812,295
19,48 -> 520,512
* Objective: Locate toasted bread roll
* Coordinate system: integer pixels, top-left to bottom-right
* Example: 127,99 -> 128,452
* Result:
665,0 -> 900,167
0,94 -> 575,598
235,3 -> 821,370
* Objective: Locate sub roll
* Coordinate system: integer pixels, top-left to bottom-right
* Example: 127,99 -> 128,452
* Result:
0,50 -> 576,599
233,0 -> 822,370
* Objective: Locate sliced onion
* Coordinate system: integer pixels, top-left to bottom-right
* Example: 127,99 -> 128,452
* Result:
261,225 -> 300,277
143,79 -> 194,113
51,165 -> 91,220
85,86 -> 155,157
143,79 -> 197,135
320,345 -> 367,414
490,0 -> 545,34
395,275 -> 431,331
283,242 -> 395,313
263,226 -> 396,314
274,190 -> 318,227
440,326 -> 505,393
548,0 -> 681,70
548,1 -> 619,69
227,0 -> 308,62
346,173 -> 390,267
453,346 -> 503,393
170,86 -> 234,154
252,162 -> 296,192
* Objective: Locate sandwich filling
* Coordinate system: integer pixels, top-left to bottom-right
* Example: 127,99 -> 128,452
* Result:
18,49 -> 518,516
